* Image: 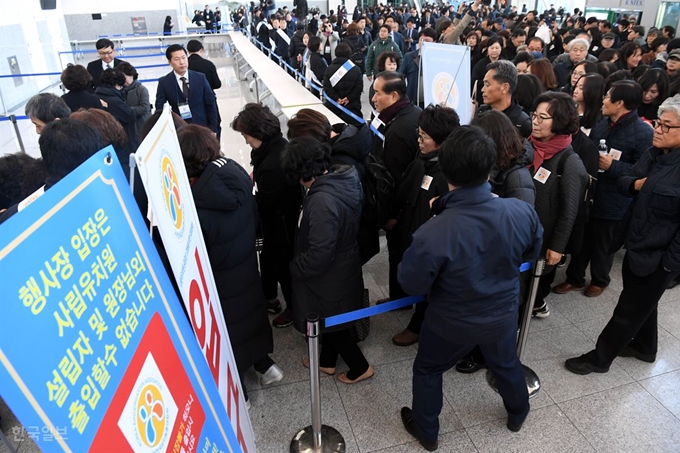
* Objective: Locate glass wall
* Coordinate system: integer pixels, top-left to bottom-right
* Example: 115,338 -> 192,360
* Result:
656,1 -> 680,29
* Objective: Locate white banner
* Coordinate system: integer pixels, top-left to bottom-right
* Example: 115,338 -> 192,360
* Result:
134,109 -> 256,453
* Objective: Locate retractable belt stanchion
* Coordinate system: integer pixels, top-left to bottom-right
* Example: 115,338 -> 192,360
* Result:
290,314 -> 346,453
486,259 -> 545,398
9,114 -> 26,154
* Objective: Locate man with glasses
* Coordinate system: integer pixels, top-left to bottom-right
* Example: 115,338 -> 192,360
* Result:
86,38 -> 126,89
566,94 -> 680,375
554,80 -> 652,298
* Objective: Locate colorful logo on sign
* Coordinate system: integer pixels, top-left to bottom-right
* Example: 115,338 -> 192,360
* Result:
160,153 -> 185,239
136,383 -> 167,448
431,72 -> 459,109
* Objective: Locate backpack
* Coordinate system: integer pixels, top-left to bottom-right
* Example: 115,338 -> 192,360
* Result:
362,153 -> 395,228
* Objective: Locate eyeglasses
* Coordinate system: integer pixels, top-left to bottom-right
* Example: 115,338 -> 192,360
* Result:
416,129 -> 432,142
531,113 -> 552,123
652,120 -> 680,133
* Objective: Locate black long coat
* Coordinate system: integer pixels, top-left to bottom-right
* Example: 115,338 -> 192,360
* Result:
191,157 -> 273,372
323,56 -> 363,124
290,166 -> 364,333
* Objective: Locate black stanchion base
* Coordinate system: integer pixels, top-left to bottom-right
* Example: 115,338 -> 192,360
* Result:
290,425 -> 346,453
485,365 -> 541,399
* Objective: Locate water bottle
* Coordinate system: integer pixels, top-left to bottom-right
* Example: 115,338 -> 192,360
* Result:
598,139 -> 608,173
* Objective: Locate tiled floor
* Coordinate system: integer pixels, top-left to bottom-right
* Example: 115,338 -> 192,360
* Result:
4,41 -> 680,453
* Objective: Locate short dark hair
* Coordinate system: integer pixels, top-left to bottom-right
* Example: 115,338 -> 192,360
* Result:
604,69 -> 634,92
596,61 -> 618,79
116,61 -> 138,81
598,49 -> 619,63
308,35 -> 322,52
95,38 -> 114,50
287,108 -> 332,142
0,153 -> 47,209
187,39 -> 204,53
281,137 -> 331,183
177,124 -> 222,178
471,109 -> 526,172
335,42 -> 352,59
528,36 -> 545,50
99,68 -> 126,87
61,64 -> 93,91
375,71 -> 407,98
421,27 -> 437,40
25,93 -> 71,123
166,44 -> 187,60
664,25 -> 677,39
439,125 -> 497,187
532,92 -> 580,135
39,119 -> 104,180
632,25 -> 645,36
487,60 -> 518,94
512,29 -> 527,38
650,36 -> 670,52
513,51 -> 535,67
418,105 -> 460,146
609,80 -> 644,111
514,73 -> 544,113
230,103 -> 281,141
377,51 -> 401,72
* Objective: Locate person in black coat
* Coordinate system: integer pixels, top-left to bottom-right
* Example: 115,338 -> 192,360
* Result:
556,81 -> 653,297
94,69 -> 137,148
307,36 -> 328,88
566,94 -> 680,375
529,92 -> 589,318
187,40 -> 222,91
371,71 -> 422,302
282,137 -> 374,385
323,43 -> 364,126
289,25 -> 308,71
287,108 -> 377,263
60,64 -> 105,112
86,38 -> 126,89
391,105 -> 461,348
177,125 -> 282,398
231,104 -> 303,328
163,15 -> 174,35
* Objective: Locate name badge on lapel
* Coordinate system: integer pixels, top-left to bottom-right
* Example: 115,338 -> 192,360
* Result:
533,167 -> 551,184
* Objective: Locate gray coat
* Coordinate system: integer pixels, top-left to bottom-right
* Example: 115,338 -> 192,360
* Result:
123,80 -> 151,146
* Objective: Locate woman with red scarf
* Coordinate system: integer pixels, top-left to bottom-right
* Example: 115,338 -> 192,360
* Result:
528,92 -> 589,318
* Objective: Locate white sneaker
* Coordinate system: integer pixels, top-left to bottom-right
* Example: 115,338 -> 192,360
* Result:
261,364 -> 284,386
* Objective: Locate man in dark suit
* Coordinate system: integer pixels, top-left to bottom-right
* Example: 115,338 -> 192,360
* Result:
402,18 -> 420,53
155,44 -> 218,134
187,39 -> 222,138
385,16 -> 405,55
203,4 -> 215,32
400,28 -> 436,108
86,38 -> 126,89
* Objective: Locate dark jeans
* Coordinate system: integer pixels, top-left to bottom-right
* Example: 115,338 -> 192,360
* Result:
320,328 -> 370,380
260,235 -> 294,306
412,323 -> 529,443
586,254 -> 678,367
566,218 -> 621,287
386,228 -> 408,301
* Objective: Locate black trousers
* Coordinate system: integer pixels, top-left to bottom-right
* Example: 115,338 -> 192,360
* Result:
566,218 -> 621,287
586,254 -> 678,367
412,323 -> 529,443
534,265 -> 557,308
260,235 -> 294,305
406,301 -> 428,334
239,355 -> 275,401
319,328 -> 370,380
386,228 -> 408,301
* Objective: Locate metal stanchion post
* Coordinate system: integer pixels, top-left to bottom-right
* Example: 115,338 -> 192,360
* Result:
290,314 -> 346,453
9,115 -> 26,154
487,259 -> 545,398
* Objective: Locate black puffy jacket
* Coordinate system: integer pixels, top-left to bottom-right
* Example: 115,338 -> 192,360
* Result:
290,166 -> 364,333
490,140 -> 536,205
289,30 -> 307,69
589,111 -> 653,220
619,147 -> 680,276
191,157 -> 273,371
329,123 -> 372,182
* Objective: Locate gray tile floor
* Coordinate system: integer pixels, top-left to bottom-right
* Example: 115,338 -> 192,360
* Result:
4,43 -> 680,453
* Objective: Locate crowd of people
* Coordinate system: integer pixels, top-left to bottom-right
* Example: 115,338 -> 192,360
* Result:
2,2 -> 680,451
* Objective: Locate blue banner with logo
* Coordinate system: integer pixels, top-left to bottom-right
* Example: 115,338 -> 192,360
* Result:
0,147 -> 243,453
421,42 -> 471,124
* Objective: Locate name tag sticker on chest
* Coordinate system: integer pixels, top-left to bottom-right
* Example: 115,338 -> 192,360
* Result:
533,167 -> 551,184
421,175 -> 433,190
178,102 -> 192,120
609,149 -> 622,161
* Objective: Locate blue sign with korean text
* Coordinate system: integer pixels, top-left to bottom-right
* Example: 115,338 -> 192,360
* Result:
0,147 -> 243,453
